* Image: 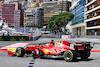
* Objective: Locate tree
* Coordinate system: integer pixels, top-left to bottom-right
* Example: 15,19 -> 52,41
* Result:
43,21 -> 48,26
47,12 -> 74,31
20,25 -> 24,27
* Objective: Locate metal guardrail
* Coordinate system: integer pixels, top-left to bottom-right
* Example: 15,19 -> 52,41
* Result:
85,35 -> 100,39
41,31 -> 50,33
47,32 -> 60,38
73,35 -> 100,39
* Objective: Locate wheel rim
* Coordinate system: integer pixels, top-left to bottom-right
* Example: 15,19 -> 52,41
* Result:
65,52 -> 72,60
16,49 -> 20,56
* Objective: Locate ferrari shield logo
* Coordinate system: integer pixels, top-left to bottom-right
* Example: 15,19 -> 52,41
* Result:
44,49 -> 49,54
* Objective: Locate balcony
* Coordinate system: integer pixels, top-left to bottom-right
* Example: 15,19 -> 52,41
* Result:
85,5 -> 100,14
85,0 -> 100,14
85,8 -> 100,19
85,15 -> 100,22
87,19 -> 100,27
85,0 -> 96,7
86,3 -> 100,11
86,25 -> 100,30
87,0 -> 93,4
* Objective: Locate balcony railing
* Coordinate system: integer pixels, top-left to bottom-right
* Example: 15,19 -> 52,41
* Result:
85,0 -> 93,5
86,14 -> 100,20
86,3 -> 100,12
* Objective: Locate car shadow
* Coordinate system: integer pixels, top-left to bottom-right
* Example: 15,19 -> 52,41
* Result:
14,55 -> 94,62
39,57 -> 94,62
71,58 -> 94,62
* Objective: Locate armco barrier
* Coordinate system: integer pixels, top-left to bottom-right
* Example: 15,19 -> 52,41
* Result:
33,36 -> 41,41
0,36 -> 29,41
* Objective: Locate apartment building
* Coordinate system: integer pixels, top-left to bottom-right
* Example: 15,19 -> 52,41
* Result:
70,0 -> 86,36
4,0 -> 28,10
24,8 -> 36,26
24,7 -> 44,27
0,1 -> 4,20
41,0 -> 71,21
85,0 -> 100,35
1,2 -> 23,27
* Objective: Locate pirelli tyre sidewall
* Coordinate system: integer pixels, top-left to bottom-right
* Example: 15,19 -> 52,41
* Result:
63,50 -> 76,62
15,47 -> 25,57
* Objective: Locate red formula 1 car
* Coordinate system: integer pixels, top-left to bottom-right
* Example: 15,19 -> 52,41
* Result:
8,41 -> 94,62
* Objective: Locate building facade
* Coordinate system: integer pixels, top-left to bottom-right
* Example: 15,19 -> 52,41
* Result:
0,0 -> 4,1
0,1 -> 4,20
40,0 -> 71,21
24,7 -> 44,27
70,0 -> 86,36
14,10 -> 23,28
85,0 -> 100,35
24,8 -> 36,26
1,2 -> 23,27
38,8 -> 44,27
4,0 -> 28,10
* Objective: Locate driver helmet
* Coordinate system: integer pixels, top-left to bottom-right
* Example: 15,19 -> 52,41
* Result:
50,39 -> 54,45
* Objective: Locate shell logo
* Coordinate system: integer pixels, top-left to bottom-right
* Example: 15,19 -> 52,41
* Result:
44,49 -> 49,54
50,50 -> 54,54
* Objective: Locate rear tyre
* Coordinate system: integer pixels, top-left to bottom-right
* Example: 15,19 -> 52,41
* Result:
15,47 -> 25,57
63,50 -> 77,62
81,50 -> 90,59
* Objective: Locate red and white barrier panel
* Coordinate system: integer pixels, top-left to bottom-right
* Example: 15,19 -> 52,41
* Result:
62,35 -> 74,39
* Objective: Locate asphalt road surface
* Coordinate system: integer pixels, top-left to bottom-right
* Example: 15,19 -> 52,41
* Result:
0,36 -> 100,67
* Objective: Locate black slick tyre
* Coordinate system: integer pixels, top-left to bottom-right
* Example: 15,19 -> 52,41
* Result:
15,47 -> 25,57
81,50 -> 90,59
63,50 -> 76,62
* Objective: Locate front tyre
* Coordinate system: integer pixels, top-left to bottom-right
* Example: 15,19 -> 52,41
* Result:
63,50 -> 76,62
15,47 -> 25,57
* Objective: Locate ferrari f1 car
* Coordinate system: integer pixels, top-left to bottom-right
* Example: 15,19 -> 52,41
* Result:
8,41 -> 94,62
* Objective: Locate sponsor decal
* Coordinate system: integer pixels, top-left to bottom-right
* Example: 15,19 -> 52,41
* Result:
36,49 -> 39,54
19,37 -> 25,41
10,37 -> 16,41
7,48 -> 16,52
50,50 -> 54,54
44,49 -> 49,54
0,37 -> 4,41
